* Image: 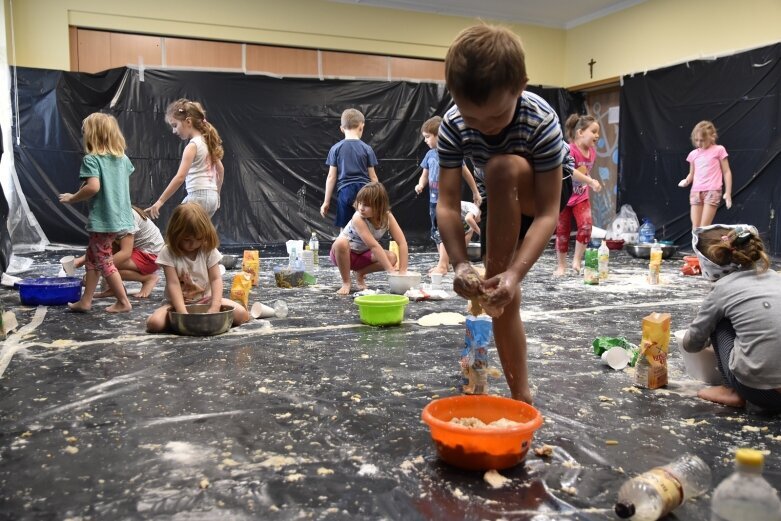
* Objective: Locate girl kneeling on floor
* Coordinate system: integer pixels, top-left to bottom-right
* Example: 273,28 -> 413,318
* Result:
683,224 -> 781,412
146,203 -> 248,333
329,182 -> 409,295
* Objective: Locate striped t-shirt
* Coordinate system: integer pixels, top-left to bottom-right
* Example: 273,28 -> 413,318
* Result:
437,91 -> 565,174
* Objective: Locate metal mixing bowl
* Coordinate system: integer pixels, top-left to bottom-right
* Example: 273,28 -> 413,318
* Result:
169,304 -> 233,336
625,243 -> 678,259
467,242 -> 482,262
220,254 -> 238,269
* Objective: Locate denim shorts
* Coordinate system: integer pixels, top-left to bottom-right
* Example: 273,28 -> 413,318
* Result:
183,189 -> 220,217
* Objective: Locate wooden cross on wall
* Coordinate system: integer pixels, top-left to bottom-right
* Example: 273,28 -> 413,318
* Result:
588,58 -> 597,79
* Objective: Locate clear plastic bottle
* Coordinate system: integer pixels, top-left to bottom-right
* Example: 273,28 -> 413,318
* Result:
598,240 -> 610,280
288,246 -> 297,269
273,300 -> 288,318
650,240 -> 663,264
309,233 -> 319,267
614,454 -> 711,521
711,448 -> 781,521
639,218 -> 656,244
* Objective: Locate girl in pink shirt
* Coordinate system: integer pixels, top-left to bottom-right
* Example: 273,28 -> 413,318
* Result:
554,114 -> 602,276
678,120 -> 733,228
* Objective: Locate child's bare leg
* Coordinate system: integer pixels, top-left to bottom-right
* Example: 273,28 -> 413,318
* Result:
700,203 -> 719,228
690,204 -> 703,229
356,251 -> 394,289
331,239 -> 353,295
104,271 -> 131,313
430,243 -> 449,274
118,269 -> 159,298
572,240 -> 587,273
554,251 -> 568,277
146,305 -> 172,333
697,385 -> 746,408
69,269 -> 100,312
221,298 -> 249,327
484,154 -> 535,403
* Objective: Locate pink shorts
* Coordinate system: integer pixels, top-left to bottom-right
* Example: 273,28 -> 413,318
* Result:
690,190 -> 722,206
329,248 -> 374,270
131,249 -> 159,275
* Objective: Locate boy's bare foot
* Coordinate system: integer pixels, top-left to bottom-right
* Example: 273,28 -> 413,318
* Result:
68,301 -> 91,313
336,283 -> 351,295
131,274 -> 159,298
94,289 -> 116,299
106,301 -> 132,313
356,273 -> 368,290
512,388 -> 534,405
570,264 -> 581,275
697,385 -> 746,407
552,266 -> 566,277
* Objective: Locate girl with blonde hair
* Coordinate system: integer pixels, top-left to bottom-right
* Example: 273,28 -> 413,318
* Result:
59,113 -> 135,313
147,99 -> 225,219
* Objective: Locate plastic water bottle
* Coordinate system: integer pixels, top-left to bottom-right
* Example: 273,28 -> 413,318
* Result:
309,233 -> 319,266
288,246 -> 297,269
273,300 -> 288,318
639,218 -> 656,244
598,240 -> 610,280
711,449 -> 781,521
614,454 -> 711,520
584,248 -> 599,285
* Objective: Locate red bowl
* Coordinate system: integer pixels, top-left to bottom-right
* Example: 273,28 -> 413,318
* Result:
605,239 -> 625,250
421,395 -> 543,471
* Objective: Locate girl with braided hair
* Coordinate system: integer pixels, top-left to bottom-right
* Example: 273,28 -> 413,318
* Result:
147,99 -> 224,219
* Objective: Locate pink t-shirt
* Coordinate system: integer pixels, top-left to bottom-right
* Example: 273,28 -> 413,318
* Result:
567,144 -> 595,207
687,144 -> 728,192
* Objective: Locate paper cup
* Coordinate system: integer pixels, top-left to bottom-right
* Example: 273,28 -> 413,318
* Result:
601,346 -> 630,370
250,302 -> 276,319
1,272 -> 21,287
60,255 -> 76,276
673,330 -> 723,385
431,273 -> 443,286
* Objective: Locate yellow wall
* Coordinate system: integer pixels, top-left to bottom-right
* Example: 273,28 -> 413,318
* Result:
567,0 -> 781,86
5,0 -> 566,85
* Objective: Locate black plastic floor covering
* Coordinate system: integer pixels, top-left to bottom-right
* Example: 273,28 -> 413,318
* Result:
0,247 -> 779,520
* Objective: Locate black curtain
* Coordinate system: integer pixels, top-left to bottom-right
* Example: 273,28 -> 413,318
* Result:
12,66 -> 582,247
619,42 -> 781,253
0,125 -> 11,272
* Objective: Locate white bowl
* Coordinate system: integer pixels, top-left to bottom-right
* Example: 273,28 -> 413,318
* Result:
673,330 -> 724,385
388,271 -> 421,294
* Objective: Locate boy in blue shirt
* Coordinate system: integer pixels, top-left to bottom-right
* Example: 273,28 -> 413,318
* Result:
415,116 -> 481,275
320,109 -> 379,228
437,24 -> 570,404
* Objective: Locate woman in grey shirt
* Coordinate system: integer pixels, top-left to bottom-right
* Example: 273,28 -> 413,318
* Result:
683,225 -> 781,412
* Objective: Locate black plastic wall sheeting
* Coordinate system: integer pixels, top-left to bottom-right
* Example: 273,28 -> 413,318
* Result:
619,43 -> 781,254
12,66 -> 583,246
0,127 -> 11,272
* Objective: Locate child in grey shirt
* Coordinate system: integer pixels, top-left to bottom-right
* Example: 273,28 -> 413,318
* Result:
683,224 -> 781,411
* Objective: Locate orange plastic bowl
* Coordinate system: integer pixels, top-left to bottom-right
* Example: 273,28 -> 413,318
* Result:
421,395 -> 543,471
683,256 -> 700,267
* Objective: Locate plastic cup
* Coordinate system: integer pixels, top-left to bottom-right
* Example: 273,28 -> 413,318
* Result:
673,330 -> 723,385
1,272 -> 21,287
273,300 -> 288,318
601,346 -> 630,370
250,302 -> 276,319
431,273 -> 443,286
60,256 -> 76,276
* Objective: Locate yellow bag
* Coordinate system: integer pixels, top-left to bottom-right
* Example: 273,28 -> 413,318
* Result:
230,272 -> 253,309
242,250 -> 260,286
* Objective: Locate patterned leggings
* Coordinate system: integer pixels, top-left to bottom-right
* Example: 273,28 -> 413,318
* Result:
85,232 -> 118,278
712,319 -> 781,412
556,199 -> 592,253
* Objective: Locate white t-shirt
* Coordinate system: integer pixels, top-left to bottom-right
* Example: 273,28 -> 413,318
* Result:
121,210 -> 164,254
156,245 -> 222,304
185,136 -> 219,193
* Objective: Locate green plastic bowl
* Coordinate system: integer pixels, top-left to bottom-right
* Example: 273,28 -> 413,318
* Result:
354,294 -> 409,326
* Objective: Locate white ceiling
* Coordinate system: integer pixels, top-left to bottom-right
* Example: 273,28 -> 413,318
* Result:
329,0 -> 646,29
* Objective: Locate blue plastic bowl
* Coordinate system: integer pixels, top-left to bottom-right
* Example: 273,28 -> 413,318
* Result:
15,277 -> 82,306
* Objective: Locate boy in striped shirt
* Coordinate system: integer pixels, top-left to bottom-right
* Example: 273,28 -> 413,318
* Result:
436,24 -> 569,404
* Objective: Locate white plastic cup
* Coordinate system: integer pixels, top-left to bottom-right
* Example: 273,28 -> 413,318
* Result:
273,300 -> 288,318
60,255 -> 76,276
673,330 -> 723,385
250,302 -> 276,319
601,346 -> 630,370
1,272 -> 21,287
431,273 -> 443,286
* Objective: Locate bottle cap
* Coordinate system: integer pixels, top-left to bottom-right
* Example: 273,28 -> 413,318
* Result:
735,448 -> 764,467
614,502 -> 635,518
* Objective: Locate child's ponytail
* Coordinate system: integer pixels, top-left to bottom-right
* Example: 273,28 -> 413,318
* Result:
704,227 -> 770,273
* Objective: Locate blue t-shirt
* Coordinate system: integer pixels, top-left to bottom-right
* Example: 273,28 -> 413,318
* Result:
420,148 -> 440,203
325,139 -> 379,192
